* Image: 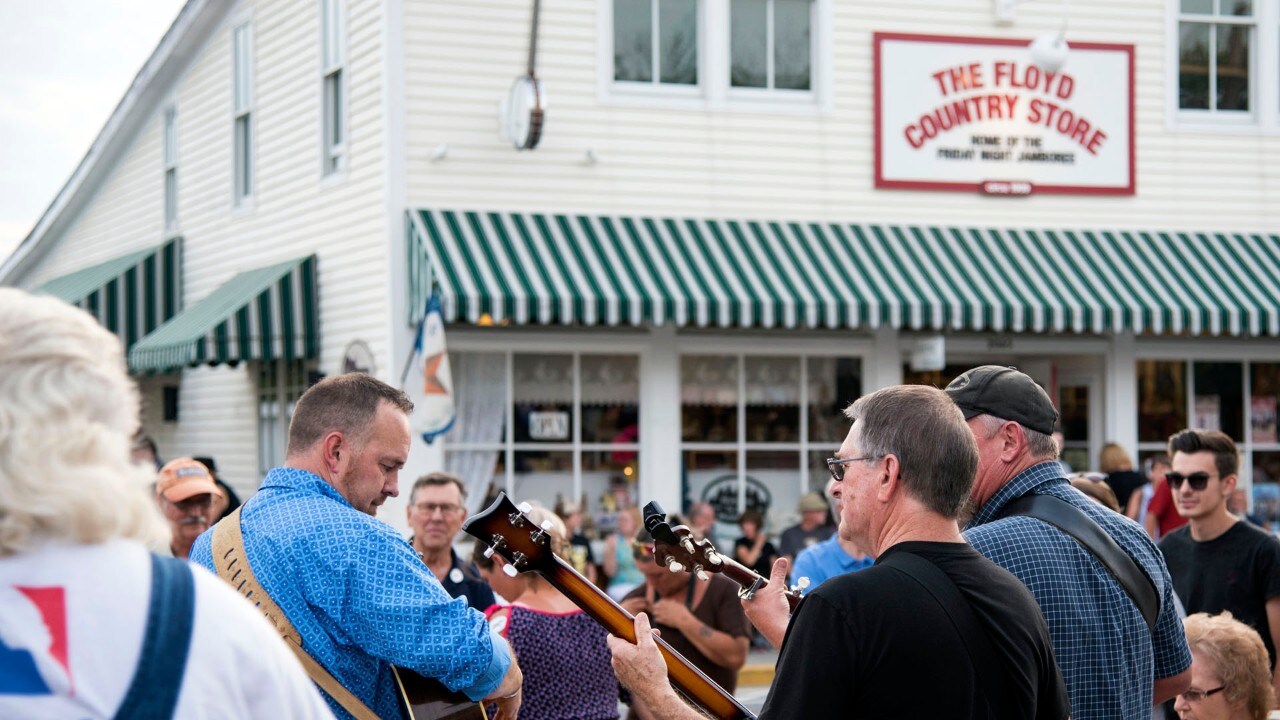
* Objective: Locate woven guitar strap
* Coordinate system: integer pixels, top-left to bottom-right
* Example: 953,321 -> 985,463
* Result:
212,508 -> 380,720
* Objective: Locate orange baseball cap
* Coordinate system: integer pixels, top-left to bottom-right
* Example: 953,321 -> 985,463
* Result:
156,458 -> 224,502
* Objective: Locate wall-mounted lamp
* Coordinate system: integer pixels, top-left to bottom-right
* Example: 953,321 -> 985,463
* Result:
993,0 -> 1070,73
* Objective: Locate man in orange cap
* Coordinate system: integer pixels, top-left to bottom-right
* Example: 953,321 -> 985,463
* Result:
156,457 -> 224,559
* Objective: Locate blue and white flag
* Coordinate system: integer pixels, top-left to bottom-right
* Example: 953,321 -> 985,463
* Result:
405,291 -> 455,443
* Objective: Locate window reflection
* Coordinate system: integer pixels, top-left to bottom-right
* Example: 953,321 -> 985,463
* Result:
682,355 -> 738,442
807,357 -> 862,443
1193,362 -> 1243,441
1138,360 -> 1186,442
745,356 -> 800,443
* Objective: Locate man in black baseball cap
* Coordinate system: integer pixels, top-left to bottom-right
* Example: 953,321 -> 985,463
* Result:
946,365 -> 1191,719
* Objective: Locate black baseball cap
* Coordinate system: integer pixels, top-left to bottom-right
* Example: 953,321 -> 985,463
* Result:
944,365 -> 1059,436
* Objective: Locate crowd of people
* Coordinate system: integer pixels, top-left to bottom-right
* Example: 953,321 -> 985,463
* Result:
6,287 -> 1280,720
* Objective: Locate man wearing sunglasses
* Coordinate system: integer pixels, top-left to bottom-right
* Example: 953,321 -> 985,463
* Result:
946,365 -> 1192,720
1158,428 -> 1280,708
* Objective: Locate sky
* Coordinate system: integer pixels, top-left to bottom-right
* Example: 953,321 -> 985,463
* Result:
0,0 -> 185,264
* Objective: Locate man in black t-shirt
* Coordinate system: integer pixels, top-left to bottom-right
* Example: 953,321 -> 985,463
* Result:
1160,428 -> 1280,705
608,385 -> 1069,720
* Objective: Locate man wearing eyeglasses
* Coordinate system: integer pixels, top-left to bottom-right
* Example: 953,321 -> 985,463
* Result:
610,384 -> 1068,719
1158,428 -> 1280,708
408,472 -> 497,611
946,365 -> 1192,720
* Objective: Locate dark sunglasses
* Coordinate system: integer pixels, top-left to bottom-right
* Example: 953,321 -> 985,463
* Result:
631,540 -> 656,561
1167,471 -> 1213,492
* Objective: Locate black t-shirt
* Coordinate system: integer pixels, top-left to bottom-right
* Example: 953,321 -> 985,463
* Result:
734,536 -> 779,578
1105,470 -> 1146,511
1161,520 -> 1280,664
759,541 -> 1069,720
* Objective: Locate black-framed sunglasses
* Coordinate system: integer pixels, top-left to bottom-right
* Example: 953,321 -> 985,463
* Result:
1179,685 -> 1225,703
1167,471 -> 1213,492
826,456 -> 879,484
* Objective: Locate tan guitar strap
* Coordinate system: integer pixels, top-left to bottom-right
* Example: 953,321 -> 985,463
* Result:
211,508 -> 380,720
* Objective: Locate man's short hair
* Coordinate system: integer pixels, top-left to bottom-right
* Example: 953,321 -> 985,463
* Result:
0,289 -> 167,555
1167,428 -> 1239,479
286,373 -> 413,456
845,385 -> 978,518
410,471 -> 467,506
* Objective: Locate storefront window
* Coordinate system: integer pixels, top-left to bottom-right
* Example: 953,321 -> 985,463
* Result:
1193,362 -> 1243,440
1137,360 -> 1186,442
444,351 -> 641,518
682,353 -> 862,537
1253,451 -> 1280,531
1059,385 -> 1089,473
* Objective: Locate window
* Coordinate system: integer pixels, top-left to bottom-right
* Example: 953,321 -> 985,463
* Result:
320,0 -> 346,174
163,106 -> 178,230
613,0 -> 698,85
681,354 -> 861,544
1178,0 -> 1252,113
605,0 -> 825,109
232,22 -> 254,205
257,360 -> 312,476
730,0 -> 812,91
444,351 -> 642,518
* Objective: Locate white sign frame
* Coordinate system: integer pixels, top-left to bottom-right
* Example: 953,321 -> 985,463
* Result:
874,32 -> 1135,196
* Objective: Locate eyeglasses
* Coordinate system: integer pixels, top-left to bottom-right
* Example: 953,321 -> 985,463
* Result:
1179,686 -> 1225,703
413,502 -> 463,516
826,456 -> 880,483
1167,471 -> 1213,492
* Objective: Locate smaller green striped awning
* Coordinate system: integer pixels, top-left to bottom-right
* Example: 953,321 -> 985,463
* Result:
38,238 -> 182,349
407,209 -> 1280,337
129,255 -> 318,373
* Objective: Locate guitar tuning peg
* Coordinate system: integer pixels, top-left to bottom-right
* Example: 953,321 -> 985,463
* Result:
796,576 -> 811,590
693,564 -> 709,582
502,563 -> 518,577
664,556 -> 685,574
483,546 -> 496,559
540,520 -> 554,531
705,551 -> 722,566
680,538 -> 695,554
518,501 -> 533,513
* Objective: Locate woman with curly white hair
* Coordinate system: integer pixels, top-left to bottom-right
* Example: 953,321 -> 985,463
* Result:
0,288 -> 334,719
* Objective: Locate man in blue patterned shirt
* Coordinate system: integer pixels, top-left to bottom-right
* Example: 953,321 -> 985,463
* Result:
947,365 -> 1192,720
192,373 -> 523,720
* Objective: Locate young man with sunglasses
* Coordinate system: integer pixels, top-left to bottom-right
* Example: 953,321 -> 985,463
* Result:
1158,428 -> 1280,708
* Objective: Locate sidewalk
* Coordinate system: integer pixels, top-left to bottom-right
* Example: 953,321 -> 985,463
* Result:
738,647 -> 779,687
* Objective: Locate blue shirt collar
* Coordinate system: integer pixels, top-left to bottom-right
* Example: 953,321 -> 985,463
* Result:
966,461 -> 1069,530
259,466 -> 352,506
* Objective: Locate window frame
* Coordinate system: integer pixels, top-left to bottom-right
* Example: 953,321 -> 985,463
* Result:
162,104 -> 179,233
598,0 -> 832,114
256,360 -> 315,477
725,0 -> 818,102
320,0 -> 348,177
1167,0 -> 1280,132
232,21 -> 255,208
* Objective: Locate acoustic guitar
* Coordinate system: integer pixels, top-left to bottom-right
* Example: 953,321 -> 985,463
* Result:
390,666 -> 487,720
641,502 -> 804,614
463,493 -> 757,720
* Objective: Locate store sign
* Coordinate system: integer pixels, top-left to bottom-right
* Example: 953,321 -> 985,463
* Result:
874,32 -> 1134,195
528,411 -> 569,440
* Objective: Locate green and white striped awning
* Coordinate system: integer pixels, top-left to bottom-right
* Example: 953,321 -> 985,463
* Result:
129,255 -> 318,373
407,209 -> 1280,337
38,238 -> 182,349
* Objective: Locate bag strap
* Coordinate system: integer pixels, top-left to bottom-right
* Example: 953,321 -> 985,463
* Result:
999,493 -> 1159,632
211,508 -> 381,720
889,551 -> 1008,715
113,554 -> 195,720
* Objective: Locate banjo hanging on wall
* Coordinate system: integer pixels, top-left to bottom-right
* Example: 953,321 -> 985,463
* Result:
500,0 -> 545,150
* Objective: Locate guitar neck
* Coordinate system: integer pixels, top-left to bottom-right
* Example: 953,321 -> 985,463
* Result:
714,555 -> 802,614
536,557 -> 756,720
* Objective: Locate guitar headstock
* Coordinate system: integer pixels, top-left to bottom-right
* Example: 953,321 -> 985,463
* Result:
642,501 -> 726,582
462,493 -> 558,577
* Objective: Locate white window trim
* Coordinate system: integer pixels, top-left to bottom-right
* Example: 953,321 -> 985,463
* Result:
162,103 -> 179,235
1166,0 -> 1280,133
320,0 -> 349,178
597,0 -> 833,115
231,20 -> 256,212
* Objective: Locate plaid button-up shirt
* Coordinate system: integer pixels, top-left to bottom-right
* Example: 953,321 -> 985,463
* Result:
964,462 -> 1192,720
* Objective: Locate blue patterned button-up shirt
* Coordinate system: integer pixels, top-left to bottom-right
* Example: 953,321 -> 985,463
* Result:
191,468 -> 510,720
964,462 -> 1191,720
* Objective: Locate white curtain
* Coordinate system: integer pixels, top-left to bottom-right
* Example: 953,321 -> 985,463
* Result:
446,351 -> 506,513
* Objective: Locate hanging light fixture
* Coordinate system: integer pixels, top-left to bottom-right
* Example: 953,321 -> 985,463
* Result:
994,0 -> 1071,73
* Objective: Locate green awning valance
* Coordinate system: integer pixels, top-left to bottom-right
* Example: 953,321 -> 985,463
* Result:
38,238 -> 182,349
128,255 -> 318,372
407,209 -> 1280,337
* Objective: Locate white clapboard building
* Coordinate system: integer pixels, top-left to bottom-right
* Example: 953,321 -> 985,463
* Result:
4,0 -> 1280,535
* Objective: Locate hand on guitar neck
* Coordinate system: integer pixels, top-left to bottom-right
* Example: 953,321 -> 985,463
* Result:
641,502 -> 803,649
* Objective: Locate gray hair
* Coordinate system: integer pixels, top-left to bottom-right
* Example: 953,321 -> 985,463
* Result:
409,471 -> 468,506
974,414 -> 1060,461
0,289 -> 168,556
844,385 -> 978,518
